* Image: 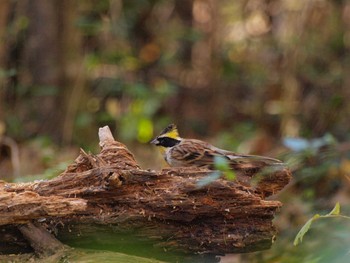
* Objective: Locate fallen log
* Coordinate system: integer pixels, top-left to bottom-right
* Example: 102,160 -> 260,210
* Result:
0,126 -> 291,257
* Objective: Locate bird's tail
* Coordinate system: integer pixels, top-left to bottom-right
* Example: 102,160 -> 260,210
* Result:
226,154 -> 285,176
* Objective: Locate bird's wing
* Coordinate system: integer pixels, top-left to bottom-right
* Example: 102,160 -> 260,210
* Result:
170,139 -> 284,171
169,139 -> 224,168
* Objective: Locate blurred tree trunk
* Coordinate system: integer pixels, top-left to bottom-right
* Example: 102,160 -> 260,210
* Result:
21,0 -> 61,140
277,2 -> 307,138
168,0 -> 230,136
0,0 -> 11,124
342,3 -> 350,130
19,0 -> 83,143
171,0 -> 222,136
58,0 -> 84,145
190,0 -> 220,134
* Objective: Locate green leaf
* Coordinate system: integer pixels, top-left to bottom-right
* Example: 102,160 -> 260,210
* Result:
326,202 -> 340,216
213,156 -> 230,170
225,170 -> 236,180
293,214 -> 320,246
293,202 -> 346,246
213,156 -> 236,181
196,171 -> 221,188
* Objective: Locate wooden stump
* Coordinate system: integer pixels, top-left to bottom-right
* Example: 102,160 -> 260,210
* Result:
0,126 -> 292,256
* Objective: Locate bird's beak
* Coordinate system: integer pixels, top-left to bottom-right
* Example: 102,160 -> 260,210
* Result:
150,138 -> 159,145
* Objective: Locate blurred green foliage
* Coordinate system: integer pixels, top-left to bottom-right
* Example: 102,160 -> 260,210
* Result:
2,0 -> 350,143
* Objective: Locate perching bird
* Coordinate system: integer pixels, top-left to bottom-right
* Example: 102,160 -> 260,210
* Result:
150,124 -> 282,173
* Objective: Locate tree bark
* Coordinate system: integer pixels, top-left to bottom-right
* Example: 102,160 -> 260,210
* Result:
0,126 -> 291,256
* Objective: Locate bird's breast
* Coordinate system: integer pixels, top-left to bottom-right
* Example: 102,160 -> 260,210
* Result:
164,147 -> 184,167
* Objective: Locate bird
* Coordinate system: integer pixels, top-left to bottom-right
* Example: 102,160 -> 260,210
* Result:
150,123 -> 283,174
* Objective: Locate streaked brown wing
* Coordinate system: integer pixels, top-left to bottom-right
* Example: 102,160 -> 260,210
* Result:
169,139 -> 222,168
169,139 -> 283,173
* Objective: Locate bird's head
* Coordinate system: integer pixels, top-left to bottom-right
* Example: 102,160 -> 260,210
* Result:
150,124 -> 181,150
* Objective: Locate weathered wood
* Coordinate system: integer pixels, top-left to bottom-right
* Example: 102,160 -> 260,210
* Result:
0,126 -> 292,256
0,185 -> 86,225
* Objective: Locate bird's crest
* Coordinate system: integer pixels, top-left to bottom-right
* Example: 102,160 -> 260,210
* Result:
159,123 -> 180,139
